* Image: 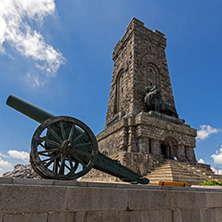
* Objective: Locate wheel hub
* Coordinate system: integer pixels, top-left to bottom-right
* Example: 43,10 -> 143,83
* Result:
60,140 -> 72,154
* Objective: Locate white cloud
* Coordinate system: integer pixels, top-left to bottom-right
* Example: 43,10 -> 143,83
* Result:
27,73 -> 43,88
216,170 -> 222,175
0,152 -> 9,158
0,157 -> 12,168
0,0 -> 65,87
8,150 -> 29,162
211,145 -> 222,164
197,125 -> 221,141
211,166 -> 222,175
198,158 -> 205,164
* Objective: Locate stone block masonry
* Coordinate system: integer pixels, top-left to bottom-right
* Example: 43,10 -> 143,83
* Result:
0,178 -> 222,222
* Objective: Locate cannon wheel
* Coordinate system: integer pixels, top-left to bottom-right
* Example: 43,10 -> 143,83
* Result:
30,116 -> 98,180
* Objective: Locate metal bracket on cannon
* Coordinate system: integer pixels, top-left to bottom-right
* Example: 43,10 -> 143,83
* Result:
6,95 -> 149,185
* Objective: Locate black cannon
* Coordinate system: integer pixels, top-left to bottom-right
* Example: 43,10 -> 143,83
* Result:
6,95 -> 149,184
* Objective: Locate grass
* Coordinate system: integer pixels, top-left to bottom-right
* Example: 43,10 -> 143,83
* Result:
199,180 -> 222,186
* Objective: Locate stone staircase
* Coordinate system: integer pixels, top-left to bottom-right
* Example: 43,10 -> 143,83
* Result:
146,159 -> 222,185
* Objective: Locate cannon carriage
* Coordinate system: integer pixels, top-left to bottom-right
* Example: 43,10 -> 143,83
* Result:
6,95 -> 149,184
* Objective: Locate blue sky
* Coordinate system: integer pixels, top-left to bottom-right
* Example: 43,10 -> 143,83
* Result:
0,0 -> 222,175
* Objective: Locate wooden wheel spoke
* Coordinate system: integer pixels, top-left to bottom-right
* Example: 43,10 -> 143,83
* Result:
68,124 -> 76,142
44,160 -> 53,168
75,142 -> 93,147
72,153 -> 86,168
68,155 -> 76,173
59,154 -> 65,174
73,132 -> 86,144
73,162 -> 79,171
39,137 -> 60,147
38,148 -> 60,155
47,127 -> 63,143
75,149 -> 92,158
68,155 -> 74,172
39,143 -> 45,148
39,157 -> 51,164
59,122 -> 66,140
53,159 -> 59,173
65,163 -> 71,171
38,153 -> 50,157
44,153 -> 61,168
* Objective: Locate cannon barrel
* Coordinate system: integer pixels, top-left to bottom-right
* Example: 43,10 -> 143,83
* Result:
6,95 -> 54,123
93,153 -> 149,184
6,95 -> 149,184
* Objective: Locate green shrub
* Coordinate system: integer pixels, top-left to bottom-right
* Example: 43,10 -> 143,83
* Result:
199,180 -> 222,186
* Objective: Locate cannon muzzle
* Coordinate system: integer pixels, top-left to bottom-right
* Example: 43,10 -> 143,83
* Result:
6,95 -> 54,123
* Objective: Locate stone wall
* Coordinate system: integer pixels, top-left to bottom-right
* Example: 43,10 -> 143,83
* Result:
1,178 -> 222,222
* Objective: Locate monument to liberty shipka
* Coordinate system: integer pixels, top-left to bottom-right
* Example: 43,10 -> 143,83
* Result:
82,18 -> 201,182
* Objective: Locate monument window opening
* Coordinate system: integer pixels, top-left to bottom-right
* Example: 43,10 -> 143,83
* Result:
173,145 -> 178,158
115,70 -> 124,113
185,147 -> 188,160
145,64 -> 159,88
161,143 -> 167,158
149,139 -> 152,153
162,137 -> 178,160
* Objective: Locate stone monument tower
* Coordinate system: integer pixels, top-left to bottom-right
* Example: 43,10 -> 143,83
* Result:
83,18 -> 197,181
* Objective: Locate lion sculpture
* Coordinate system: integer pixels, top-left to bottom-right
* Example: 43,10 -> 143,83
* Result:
144,85 -> 178,118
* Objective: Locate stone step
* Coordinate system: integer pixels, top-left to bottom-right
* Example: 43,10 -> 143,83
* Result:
149,179 -> 204,184
149,168 -> 197,175
149,179 -> 203,184
146,159 -> 217,185
148,176 -> 203,182
148,172 -> 196,177
149,177 -> 204,183
177,163 -> 215,174
148,173 -> 202,179
150,168 -> 195,173
181,166 -> 214,174
151,172 -> 202,178
153,166 -> 189,171
183,170 -> 215,178
151,168 -> 190,172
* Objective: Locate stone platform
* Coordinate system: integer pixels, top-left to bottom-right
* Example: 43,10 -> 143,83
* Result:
0,178 -> 222,222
